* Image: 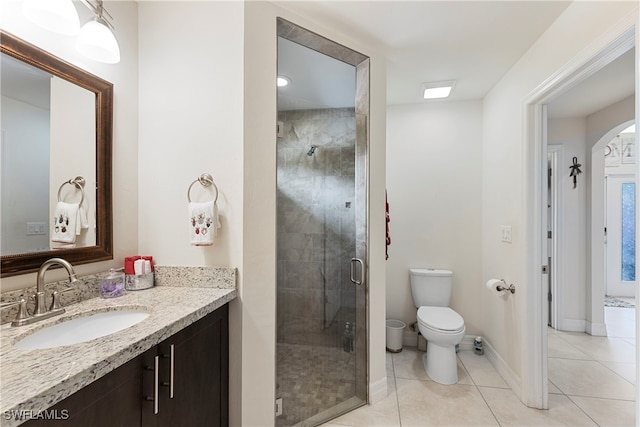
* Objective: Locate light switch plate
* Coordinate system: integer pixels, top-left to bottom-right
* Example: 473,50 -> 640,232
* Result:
27,222 -> 46,236
501,225 -> 512,243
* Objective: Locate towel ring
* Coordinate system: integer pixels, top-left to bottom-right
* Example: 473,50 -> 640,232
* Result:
57,176 -> 85,206
187,173 -> 219,203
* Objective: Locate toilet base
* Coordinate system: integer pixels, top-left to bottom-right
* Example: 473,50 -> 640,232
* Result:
422,341 -> 458,385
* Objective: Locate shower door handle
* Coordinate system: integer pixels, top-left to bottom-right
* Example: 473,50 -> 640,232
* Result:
350,258 -> 364,285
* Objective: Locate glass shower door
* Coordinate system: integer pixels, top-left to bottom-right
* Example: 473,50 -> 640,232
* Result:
275,18 -> 369,427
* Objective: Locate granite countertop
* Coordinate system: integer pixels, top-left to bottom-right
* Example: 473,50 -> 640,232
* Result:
0,284 -> 236,426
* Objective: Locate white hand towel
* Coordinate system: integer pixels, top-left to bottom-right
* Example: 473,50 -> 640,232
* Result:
76,204 -> 89,235
189,201 -> 220,246
52,202 -> 79,243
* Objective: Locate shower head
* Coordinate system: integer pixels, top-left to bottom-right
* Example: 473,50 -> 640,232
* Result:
307,145 -> 318,156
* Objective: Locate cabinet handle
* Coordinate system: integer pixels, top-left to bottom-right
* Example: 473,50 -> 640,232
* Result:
145,356 -> 160,415
162,344 -> 175,398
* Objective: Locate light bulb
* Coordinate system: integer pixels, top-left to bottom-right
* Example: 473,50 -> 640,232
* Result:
76,17 -> 121,64
277,76 -> 291,87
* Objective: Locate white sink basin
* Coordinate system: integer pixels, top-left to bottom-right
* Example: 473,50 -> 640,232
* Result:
13,309 -> 150,350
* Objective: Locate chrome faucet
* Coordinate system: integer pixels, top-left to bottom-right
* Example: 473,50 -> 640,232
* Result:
34,258 -> 78,315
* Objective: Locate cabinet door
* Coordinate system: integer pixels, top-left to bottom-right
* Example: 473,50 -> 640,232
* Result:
142,304 -> 229,427
160,304 -> 228,427
23,351 -> 145,427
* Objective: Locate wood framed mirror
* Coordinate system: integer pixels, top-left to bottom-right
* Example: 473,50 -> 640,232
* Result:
1,30 -> 113,277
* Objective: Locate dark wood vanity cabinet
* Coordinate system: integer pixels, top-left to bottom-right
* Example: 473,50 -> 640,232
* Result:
142,304 -> 229,427
24,304 -> 228,427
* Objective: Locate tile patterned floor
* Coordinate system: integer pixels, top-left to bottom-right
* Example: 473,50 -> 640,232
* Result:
320,306 -> 636,427
277,342 -> 356,427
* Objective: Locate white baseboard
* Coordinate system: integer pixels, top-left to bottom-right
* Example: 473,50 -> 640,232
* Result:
557,319 -> 607,336
403,332 -> 476,351
369,376 -> 388,404
586,321 -> 607,337
483,338 -> 521,397
559,318 -> 586,332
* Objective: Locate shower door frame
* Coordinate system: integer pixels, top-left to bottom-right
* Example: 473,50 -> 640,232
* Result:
275,17 -> 370,426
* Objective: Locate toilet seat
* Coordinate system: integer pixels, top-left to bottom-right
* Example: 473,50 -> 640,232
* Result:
417,306 -> 464,334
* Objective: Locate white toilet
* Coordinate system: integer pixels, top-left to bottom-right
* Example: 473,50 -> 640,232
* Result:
410,268 -> 465,385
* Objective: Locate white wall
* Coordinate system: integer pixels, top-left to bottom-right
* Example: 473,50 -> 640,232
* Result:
50,78 -> 96,248
0,0 -> 139,291
548,118 -> 588,329
136,2 -> 244,425
1,96 -> 49,254
482,1 -> 638,400
547,98 -> 634,335
137,2 -> 243,269
386,101 -> 483,337
586,95 -> 635,332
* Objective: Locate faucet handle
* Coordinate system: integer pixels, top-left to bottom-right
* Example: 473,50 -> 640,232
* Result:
0,299 -> 22,310
50,288 -> 74,311
1,299 -> 29,324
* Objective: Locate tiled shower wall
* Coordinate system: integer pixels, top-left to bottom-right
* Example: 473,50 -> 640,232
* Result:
277,108 -> 356,342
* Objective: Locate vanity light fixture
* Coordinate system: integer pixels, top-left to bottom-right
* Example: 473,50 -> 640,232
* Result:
76,0 -> 120,64
277,76 -> 291,87
22,0 -> 81,36
422,80 -> 456,100
22,0 -> 120,64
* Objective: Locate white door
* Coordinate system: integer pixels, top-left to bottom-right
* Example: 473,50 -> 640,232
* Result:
605,174 -> 636,297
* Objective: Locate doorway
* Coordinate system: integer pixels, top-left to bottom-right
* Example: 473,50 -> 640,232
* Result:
524,16 -> 637,413
275,18 -> 370,426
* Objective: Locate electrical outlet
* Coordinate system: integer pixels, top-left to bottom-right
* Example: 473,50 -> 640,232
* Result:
501,225 -> 512,243
27,222 -> 46,236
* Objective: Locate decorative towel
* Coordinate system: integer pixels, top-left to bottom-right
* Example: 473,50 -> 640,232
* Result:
189,201 -> 220,246
52,202 -> 79,244
52,202 -> 90,246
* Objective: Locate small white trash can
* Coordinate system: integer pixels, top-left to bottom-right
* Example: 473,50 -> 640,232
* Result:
386,319 -> 406,353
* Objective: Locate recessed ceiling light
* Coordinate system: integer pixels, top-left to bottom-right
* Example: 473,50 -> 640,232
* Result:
277,76 -> 291,87
422,80 -> 456,99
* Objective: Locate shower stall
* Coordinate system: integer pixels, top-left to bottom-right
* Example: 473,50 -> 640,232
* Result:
276,19 -> 369,426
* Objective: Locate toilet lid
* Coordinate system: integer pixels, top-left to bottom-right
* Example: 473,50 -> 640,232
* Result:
417,306 -> 464,332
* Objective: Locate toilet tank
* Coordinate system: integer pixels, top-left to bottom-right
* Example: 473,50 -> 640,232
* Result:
409,268 -> 453,308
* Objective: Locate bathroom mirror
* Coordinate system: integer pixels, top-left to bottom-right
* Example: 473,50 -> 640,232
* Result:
1,30 -> 113,277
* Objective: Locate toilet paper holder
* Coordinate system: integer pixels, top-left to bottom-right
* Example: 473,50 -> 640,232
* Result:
496,279 -> 516,294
